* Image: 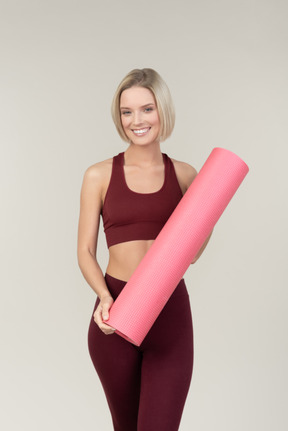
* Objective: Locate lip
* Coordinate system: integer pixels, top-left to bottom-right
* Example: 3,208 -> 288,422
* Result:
132,127 -> 151,136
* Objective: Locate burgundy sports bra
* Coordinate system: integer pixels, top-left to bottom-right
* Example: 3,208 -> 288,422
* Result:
101,152 -> 183,248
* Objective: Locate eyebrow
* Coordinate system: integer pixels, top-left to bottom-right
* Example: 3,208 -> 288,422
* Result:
120,103 -> 155,110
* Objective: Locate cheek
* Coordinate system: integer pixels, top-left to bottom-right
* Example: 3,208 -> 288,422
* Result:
152,112 -> 160,127
121,116 -> 130,130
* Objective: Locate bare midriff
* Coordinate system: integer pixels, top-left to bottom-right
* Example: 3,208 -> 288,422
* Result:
106,239 -> 155,282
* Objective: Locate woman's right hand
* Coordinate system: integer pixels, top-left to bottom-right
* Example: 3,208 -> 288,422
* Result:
93,295 -> 116,335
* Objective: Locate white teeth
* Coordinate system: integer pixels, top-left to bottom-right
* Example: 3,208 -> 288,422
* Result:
133,128 -> 150,135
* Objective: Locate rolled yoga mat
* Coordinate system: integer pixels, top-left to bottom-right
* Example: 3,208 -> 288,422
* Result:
106,147 -> 249,346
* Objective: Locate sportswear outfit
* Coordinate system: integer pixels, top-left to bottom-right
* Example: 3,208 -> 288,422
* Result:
88,152 -> 194,431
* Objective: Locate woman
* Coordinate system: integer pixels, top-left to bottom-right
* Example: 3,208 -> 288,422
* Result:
77,68 -> 212,431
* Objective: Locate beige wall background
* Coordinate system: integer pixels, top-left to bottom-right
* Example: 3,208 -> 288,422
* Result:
1,0 -> 287,430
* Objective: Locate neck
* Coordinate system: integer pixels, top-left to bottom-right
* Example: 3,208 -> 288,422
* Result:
124,143 -> 163,167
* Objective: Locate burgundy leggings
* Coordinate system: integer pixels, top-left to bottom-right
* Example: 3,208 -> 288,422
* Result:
88,273 -> 194,431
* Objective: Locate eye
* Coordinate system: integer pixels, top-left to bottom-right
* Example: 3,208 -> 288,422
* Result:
121,110 -> 131,116
144,107 -> 153,112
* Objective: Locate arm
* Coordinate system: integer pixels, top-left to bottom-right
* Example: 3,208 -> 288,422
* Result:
191,230 -> 213,264
77,165 -> 115,335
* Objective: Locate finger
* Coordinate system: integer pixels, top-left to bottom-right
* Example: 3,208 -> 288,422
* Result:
100,322 -> 116,335
93,306 -> 103,324
102,321 -> 116,330
101,303 -> 111,321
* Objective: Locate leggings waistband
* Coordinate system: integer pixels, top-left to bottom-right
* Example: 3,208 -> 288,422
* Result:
104,272 -> 187,301
105,272 -> 128,284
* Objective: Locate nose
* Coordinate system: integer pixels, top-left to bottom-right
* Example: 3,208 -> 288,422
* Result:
133,110 -> 144,126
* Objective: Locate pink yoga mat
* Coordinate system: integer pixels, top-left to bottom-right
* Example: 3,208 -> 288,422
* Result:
106,147 -> 249,346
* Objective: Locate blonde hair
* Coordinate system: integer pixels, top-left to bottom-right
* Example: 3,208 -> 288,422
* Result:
111,68 -> 175,143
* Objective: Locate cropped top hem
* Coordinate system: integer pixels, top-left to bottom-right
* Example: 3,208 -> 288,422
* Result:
106,221 -> 165,248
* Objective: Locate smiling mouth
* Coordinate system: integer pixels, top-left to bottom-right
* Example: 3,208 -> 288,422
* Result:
132,127 -> 151,136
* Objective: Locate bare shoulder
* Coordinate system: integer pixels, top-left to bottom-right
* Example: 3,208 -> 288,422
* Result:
83,158 -> 113,189
84,157 -> 113,183
81,157 -> 113,204
170,157 -> 198,191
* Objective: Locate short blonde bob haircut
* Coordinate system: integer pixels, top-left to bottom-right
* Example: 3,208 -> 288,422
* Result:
111,68 -> 175,143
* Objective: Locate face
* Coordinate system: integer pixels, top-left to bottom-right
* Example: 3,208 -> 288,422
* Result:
120,86 -> 161,146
